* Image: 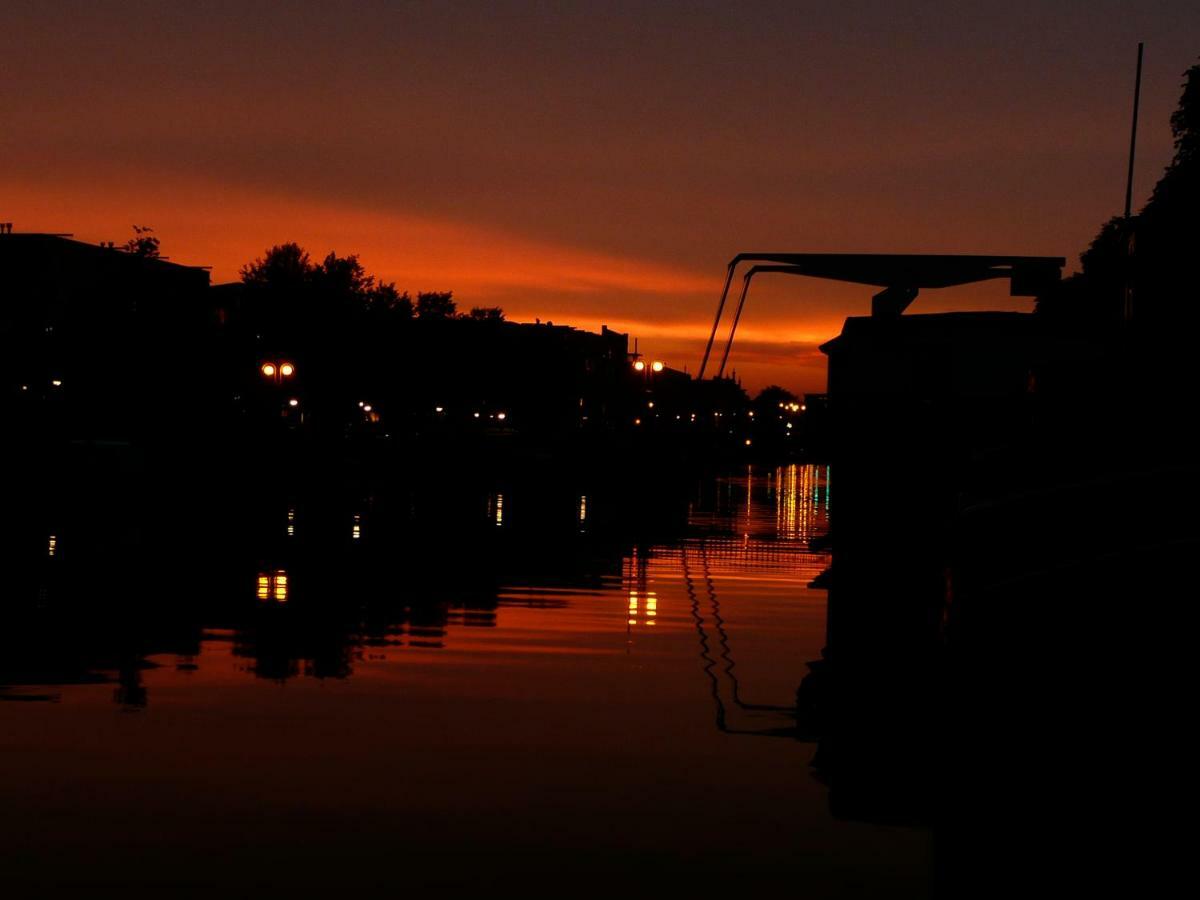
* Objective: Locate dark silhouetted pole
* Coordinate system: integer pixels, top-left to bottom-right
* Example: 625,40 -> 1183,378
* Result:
1124,42 -> 1144,220
1124,42 -> 1144,321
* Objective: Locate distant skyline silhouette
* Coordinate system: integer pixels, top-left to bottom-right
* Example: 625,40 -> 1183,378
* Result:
3,2 -> 1199,391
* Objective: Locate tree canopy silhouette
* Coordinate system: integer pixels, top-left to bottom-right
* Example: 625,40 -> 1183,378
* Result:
123,225 -> 160,259
754,385 -> 800,408
416,291 -> 457,319
1041,58 -> 1200,326
240,243 -> 415,326
467,306 -> 505,321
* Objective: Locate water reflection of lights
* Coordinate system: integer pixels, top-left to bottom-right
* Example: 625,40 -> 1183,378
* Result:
486,493 -> 504,527
623,546 -> 658,636
257,570 -> 289,602
47,534 -> 57,557
773,463 -> 829,541
352,513 -> 362,540
578,495 -> 588,530
287,507 -> 295,537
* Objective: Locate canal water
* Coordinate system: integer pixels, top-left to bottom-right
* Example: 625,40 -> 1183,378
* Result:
1,464 -> 931,897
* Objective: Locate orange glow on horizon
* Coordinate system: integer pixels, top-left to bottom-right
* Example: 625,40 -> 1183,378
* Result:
1,175 -> 1047,394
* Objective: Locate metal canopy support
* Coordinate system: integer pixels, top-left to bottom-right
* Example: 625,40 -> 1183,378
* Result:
699,252 -> 1066,380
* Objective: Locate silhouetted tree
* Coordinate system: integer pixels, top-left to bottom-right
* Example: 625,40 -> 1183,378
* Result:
240,242 -> 313,293
313,251 -> 372,300
123,225 -> 160,259
466,306 -> 504,321
754,385 -> 799,408
1040,58 -> 1200,325
416,291 -> 457,319
366,283 -> 413,320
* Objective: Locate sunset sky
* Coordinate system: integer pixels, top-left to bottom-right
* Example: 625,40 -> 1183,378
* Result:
3,1 -> 1198,392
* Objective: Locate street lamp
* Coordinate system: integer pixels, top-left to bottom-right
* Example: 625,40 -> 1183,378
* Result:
260,360 -> 296,384
651,360 -> 664,373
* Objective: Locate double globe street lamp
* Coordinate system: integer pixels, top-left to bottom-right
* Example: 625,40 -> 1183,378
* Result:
260,361 -> 296,383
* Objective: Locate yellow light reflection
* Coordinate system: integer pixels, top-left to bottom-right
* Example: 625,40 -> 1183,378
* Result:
47,534 -> 57,557
260,363 -> 276,377
257,570 -> 289,602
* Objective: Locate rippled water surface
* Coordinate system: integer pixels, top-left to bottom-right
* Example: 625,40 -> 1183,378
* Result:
1,464 -> 930,897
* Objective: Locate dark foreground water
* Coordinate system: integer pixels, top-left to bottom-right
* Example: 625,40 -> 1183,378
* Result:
1,462 -> 930,897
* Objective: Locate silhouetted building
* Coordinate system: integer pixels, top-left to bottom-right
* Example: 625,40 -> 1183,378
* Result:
1,232 -> 214,443
820,312 -> 1044,452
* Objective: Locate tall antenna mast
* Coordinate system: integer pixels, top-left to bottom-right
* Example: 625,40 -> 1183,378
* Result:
1124,42 -> 1144,219
1123,42 -> 1144,321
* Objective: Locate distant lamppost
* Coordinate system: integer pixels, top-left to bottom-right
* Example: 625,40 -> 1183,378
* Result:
632,359 -> 665,377
260,360 -> 296,384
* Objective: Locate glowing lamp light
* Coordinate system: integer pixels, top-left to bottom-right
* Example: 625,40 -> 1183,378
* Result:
745,439 -> 752,446
288,398 -> 299,407
363,404 -> 373,413
51,379 -> 63,387
497,412 -> 507,420
651,361 -> 664,372
633,360 -> 646,372
279,363 -> 295,377
261,363 -> 276,377
435,406 -> 444,413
